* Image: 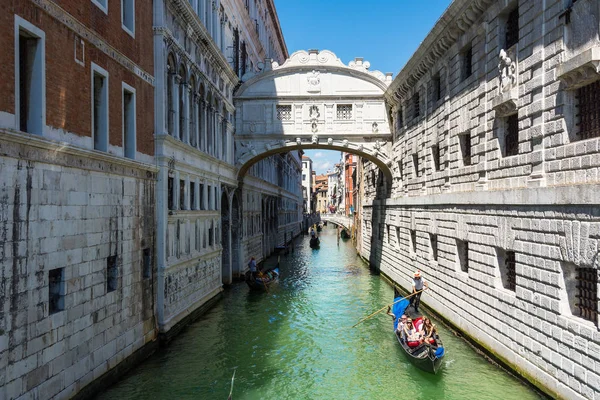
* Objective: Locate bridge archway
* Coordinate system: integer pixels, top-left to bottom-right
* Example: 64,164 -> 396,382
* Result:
234,49 -> 394,185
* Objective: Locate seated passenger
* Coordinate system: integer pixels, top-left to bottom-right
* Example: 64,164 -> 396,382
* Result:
403,319 -> 422,347
421,317 -> 437,345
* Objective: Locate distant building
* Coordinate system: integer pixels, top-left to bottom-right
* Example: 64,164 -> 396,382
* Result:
314,174 -> 328,213
301,155 -> 313,213
343,153 -> 357,216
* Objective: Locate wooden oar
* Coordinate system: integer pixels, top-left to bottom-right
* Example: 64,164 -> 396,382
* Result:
351,289 -> 425,328
227,368 -> 236,400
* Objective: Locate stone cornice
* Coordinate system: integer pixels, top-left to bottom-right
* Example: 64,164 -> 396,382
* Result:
32,0 -> 154,85
557,47 -> 600,90
0,128 -> 158,176
385,0 -> 494,104
167,0 -> 239,84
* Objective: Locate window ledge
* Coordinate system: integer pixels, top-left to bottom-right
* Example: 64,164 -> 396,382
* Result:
557,46 -> 600,90
492,88 -> 518,117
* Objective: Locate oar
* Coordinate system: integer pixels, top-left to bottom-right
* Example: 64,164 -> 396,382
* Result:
351,289 -> 425,328
227,368 -> 236,400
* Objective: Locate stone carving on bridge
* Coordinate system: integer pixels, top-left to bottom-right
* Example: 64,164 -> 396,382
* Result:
296,137 -> 302,145
498,49 -> 517,93
343,139 -> 349,147
307,70 -> 321,93
237,142 -> 256,163
328,138 -> 333,145
372,122 -> 379,133
309,105 -> 320,119
311,133 -> 319,144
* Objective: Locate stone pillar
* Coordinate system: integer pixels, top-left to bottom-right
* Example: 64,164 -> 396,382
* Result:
172,76 -> 180,139
182,84 -> 190,144
194,97 -> 200,149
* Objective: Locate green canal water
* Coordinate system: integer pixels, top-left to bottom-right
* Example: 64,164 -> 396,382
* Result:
97,226 -> 545,400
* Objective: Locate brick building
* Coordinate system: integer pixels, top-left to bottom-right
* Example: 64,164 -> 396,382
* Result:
360,0 -> 600,399
0,1 -> 156,399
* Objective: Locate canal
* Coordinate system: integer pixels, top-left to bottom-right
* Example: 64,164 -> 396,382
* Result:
97,225 -> 545,400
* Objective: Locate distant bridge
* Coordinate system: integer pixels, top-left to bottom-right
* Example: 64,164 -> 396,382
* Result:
320,214 -> 353,231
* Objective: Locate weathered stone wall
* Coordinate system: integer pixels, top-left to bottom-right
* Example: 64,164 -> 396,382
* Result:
0,131 -> 157,400
361,1 -> 600,399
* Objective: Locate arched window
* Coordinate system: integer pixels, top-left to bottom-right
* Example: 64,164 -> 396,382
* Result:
178,65 -> 187,141
166,53 -> 176,136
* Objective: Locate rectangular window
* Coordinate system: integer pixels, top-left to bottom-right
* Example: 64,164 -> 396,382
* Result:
430,234 -> 438,261
92,0 -> 108,14
576,80 -> 600,140
92,63 -> 109,152
505,7 -> 519,49
459,133 -> 472,166
209,222 -> 214,246
462,45 -> 473,81
397,105 -> 404,131
398,160 -> 404,181
142,248 -> 151,279
431,144 -> 440,172
432,74 -> 441,102
49,268 -> 65,314
199,183 -> 205,210
180,179 -> 186,210
122,83 -> 136,159
412,153 -> 419,178
107,255 -> 118,292
457,240 -> 469,273
576,268 -> 598,323
121,0 -> 135,36
395,227 -> 401,247
16,18 -> 45,136
276,104 -> 292,121
337,104 -> 353,120
505,114 -> 519,156
411,230 -> 417,254
168,177 -> 174,210
190,181 -> 196,210
413,93 -> 420,119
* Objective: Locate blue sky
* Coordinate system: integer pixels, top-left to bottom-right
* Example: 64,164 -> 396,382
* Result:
274,0 -> 453,174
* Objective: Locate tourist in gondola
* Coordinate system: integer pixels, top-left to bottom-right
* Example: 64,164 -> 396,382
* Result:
403,318 -> 422,347
420,317 -> 437,345
410,270 -> 429,312
386,306 -> 407,334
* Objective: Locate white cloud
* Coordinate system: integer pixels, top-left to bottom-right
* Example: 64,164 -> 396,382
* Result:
313,161 -> 332,172
313,152 -> 324,158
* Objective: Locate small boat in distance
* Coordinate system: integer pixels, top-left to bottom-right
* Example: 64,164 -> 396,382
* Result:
245,263 -> 279,291
309,236 -> 320,249
391,297 -> 445,374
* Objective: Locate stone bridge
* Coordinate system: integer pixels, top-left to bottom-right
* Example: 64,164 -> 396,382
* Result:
233,49 -> 394,184
321,214 -> 353,231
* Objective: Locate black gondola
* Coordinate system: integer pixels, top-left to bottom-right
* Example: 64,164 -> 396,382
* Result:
391,298 -> 445,374
245,266 -> 279,291
309,236 -> 320,249
340,228 -> 350,239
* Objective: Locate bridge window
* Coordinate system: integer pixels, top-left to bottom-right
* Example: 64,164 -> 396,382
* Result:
575,267 -> 598,323
430,234 -> 438,261
459,132 -> 472,166
457,240 -> 469,273
505,114 -> 519,156
276,104 -> 292,121
496,248 -> 516,291
576,80 -> 600,140
336,104 -> 352,120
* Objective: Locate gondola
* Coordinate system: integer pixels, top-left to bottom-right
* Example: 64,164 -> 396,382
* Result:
309,236 -> 320,249
245,266 -> 279,291
340,228 -> 350,239
391,297 -> 445,374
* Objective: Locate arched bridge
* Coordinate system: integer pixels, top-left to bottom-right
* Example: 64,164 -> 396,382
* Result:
320,214 -> 353,231
234,50 -> 394,183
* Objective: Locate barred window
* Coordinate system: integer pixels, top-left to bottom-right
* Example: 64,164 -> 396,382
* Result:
576,80 -> 600,140
397,105 -> 404,129
276,105 -> 292,121
457,240 -> 469,273
462,46 -> 473,81
430,234 -> 438,261
413,93 -> 420,119
505,7 -> 519,49
432,74 -> 441,102
431,144 -> 440,172
460,133 -> 472,166
505,114 -> 519,156
337,104 -> 352,120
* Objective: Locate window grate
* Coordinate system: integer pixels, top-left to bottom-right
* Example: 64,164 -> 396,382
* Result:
431,144 -> 440,172
49,268 -> 64,314
505,7 -> 519,49
505,114 -> 519,156
463,46 -> 473,80
460,133 -> 472,166
276,105 -> 292,121
577,80 -> 600,140
337,104 -> 352,120
505,251 -> 516,291
430,234 -> 438,261
397,105 -> 404,130
413,93 -> 420,119
433,75 -> 441,102
576,268 -> 598,323
413,154 -> 419,177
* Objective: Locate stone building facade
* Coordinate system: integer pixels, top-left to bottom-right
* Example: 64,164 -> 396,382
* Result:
0,1 -> 156,399
360,0 -> 600,399
152,0 -> 301,339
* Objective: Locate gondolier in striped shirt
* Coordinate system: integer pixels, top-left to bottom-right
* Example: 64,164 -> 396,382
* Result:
410,270 -> 428,312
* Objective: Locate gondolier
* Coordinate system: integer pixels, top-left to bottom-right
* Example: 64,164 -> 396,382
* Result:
410,270 -> 428,312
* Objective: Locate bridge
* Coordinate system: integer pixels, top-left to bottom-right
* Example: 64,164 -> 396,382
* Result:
320,214 -> 353,231
233,49 -> 394,185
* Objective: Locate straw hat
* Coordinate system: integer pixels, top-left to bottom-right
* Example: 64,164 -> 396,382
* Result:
414,270 -> 421,278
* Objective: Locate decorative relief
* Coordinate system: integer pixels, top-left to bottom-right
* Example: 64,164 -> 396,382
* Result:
498,49 -> 517,93
372,122 -> 379,133
327,138 -> 333,145
311,122 -> 318,133
311,133 -> 319,144
307,70 -> 321,93
309,105 -> 320,119
342,139 -> 349,147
